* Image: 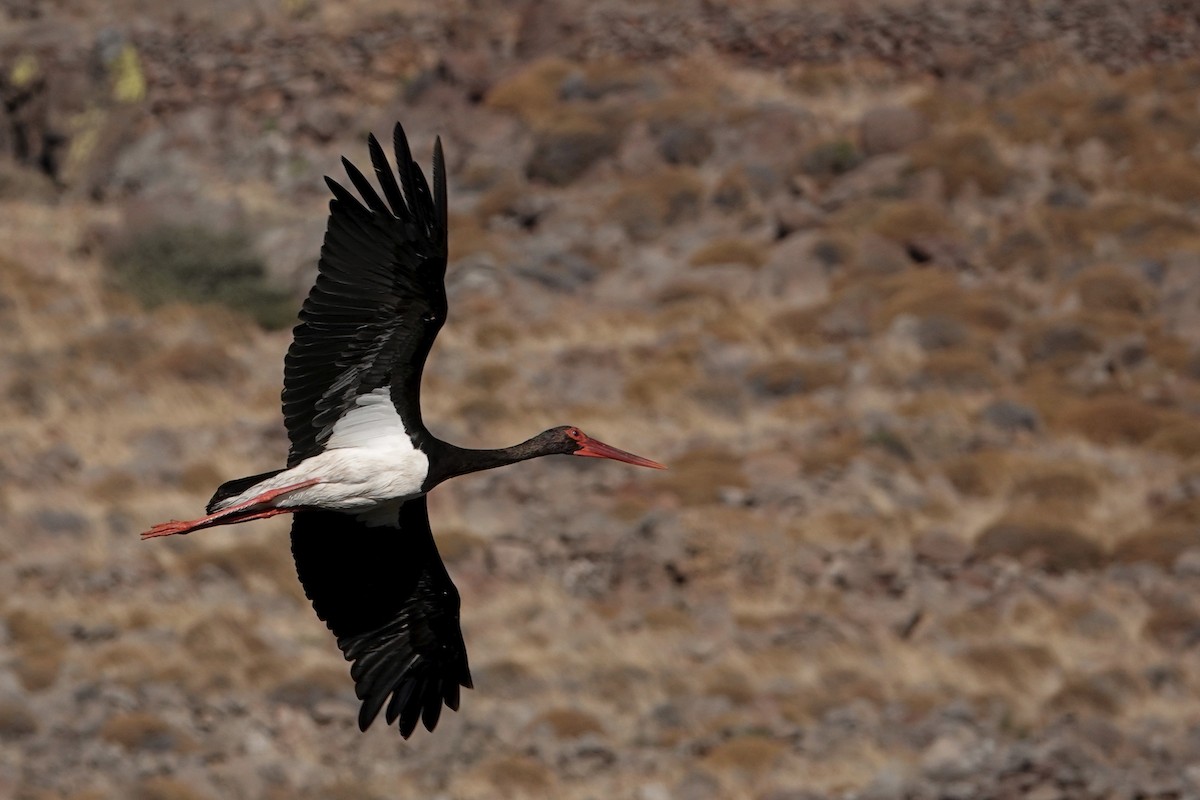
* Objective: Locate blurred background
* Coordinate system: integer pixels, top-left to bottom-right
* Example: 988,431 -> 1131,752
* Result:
3,1 -> 1200,798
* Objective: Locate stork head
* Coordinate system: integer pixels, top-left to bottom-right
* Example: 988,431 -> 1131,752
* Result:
546,426 -> 666,469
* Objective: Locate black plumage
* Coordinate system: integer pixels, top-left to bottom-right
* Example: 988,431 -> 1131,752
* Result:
291,500 -> 471,736
281,123 -> 448,468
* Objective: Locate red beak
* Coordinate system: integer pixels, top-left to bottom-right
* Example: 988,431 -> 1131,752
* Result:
574,435 -> 666,469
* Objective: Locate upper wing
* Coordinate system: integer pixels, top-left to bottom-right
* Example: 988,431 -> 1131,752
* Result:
290,498 -> 472,737
283,123 -> 449,467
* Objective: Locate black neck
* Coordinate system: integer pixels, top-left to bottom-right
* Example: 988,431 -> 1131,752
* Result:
420,435 -> 555,491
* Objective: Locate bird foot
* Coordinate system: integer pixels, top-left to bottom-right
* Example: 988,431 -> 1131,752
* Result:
140,478 -> 321,540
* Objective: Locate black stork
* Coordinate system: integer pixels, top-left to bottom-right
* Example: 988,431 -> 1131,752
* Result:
141,123 -> 664,737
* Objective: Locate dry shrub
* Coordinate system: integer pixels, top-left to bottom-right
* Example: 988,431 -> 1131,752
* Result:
798,429 -> 863,476
147,341 -> 246,385
0,700 -> 35,740
769,305 -> 828,345
1157,497 -> 1200,525
1020,320 -> 1102,367
100,711 -> 188,752
974,515 -> 1104,572
795,668 -> 888,720
181,613 -> 279,689
485,57 -> 575,119
874,272 -> 1014,334
942,450 -> 1011,497
703,734 -> 787,773
433,527 -> 486,563
800,138 -> 862,178
179,461 -> 224,495
654,446 -> 747,506
447,212 -> 501,263
180,540 -> 301,598
1010,468 -> 1100,507
688,238 -> 766,269
482,755 -> 553,795
746,359 -> 845,397
1048,669 -> 1139,716
525,112 -> 624,186
988,226 -> 1051,274
1125,155 -> 1200,205
1044,201 -> 1199,257
135,777 -> 211,800
1074,266 -> 1152,317
959,642 -> 1060,688
1056,395 -> 1172,446
1111,524 -> 1200,568
910,130 -> 1010,196
268,665 -> 350,713
869,202 -> 957,242
608,168 -> 704,242
918,347 -> 997,389
6,609 -> 65,691
474,320 -> 518,349
530,707 -> 605,739
1146,419 -> 1200,459
995,80 -> 1090,144
105,224 -> 294,330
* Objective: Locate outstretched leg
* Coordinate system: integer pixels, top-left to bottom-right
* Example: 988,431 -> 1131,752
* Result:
141,479 -> 321,539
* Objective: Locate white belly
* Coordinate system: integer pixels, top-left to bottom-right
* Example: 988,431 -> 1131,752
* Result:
216,387 -> 430,523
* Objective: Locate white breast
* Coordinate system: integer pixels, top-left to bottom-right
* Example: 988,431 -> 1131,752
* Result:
216,387 -> 429,522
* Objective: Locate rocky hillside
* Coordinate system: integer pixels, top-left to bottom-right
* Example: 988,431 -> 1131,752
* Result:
3,1 -> 1200,798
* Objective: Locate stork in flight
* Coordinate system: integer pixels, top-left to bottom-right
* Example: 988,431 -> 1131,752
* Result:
141,123 -> 664,737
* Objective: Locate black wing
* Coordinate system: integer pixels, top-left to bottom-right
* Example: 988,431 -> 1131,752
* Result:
283,122 -> 450,467
290,498 -> 472,736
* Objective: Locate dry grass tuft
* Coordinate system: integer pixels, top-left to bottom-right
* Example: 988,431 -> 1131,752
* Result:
703,734 -> 787,773
746,359 -> 845,397
910,130 -> 1010,196
485,57 -> 575,119
1074,266 -> 1152,317
918,348 -> 997,389
6,609 -> 66,691
1055,396 -> 1172,446
688,238 -> 767,269
974,515 -> 1104,572
1048,669 -> 1138,716
135,776 -> 212,800
180,540 -> 302,599
1146,419 -> 1200,459
869,202 -> 957,243
481,755 -> 554,795
530,707 -> 605,739
99,711 -> 189,752
1020,320 -> 1102,367
147,341 -> 247,385
959,642 -> 1060,689
1125,155 -> 1200,205
1137,594 -> 1200,652
942,450 -> 1011,497
0,700 -> 36,740
1010,467 -> 1101,509
608,169 -> 704,241
653,446 -> 747,506
1044,200 -> 1200,257
525,112 -> 625,186
1111,524 -> 1200,568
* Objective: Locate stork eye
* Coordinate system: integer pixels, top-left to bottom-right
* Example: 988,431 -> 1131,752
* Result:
566,428 -> 581,439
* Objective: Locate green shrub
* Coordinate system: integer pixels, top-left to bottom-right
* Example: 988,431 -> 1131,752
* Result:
106,224 -> 295,329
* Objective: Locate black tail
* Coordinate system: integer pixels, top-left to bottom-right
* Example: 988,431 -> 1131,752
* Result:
206,469 -> 286,514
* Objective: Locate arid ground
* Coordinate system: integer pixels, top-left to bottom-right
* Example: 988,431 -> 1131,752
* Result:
3,1 -> 1200,798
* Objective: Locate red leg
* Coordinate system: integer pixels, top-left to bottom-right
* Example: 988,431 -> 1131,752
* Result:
140,478 -> 321,540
